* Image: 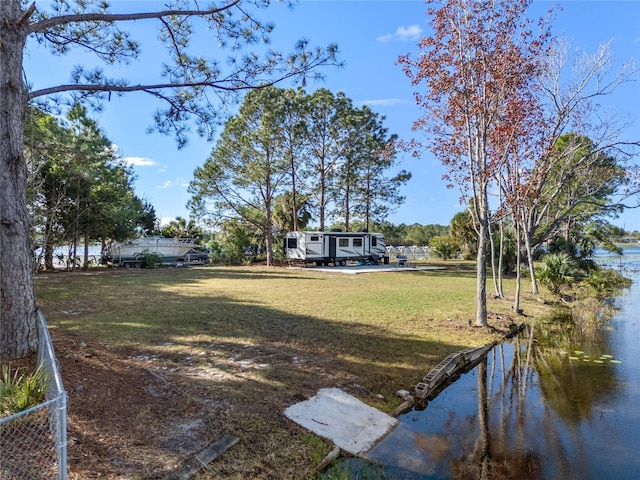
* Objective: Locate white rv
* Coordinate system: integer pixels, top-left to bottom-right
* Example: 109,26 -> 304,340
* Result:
284,231 -> 386,266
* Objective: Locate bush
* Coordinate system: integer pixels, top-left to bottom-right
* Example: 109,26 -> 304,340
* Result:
0,364 -> 49,418
138,250 -> 163,268
579,267 -> 631,300
536,253 -> 578,297
429,235 -> 460,261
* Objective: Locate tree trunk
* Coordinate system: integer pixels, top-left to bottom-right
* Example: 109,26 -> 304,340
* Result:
265,231 -> 273,266
289,149 -> 298,232
513,221 -> 522,314
564,216 -> 572,255
344,183 -> 350,232
319,168 -> 326,232
522,212 -> 539,294
497,218 -> 505,297
44,212 -> 55,271
488,220 -> 500,298
0,1 -> 38,359
83,232 -> 90,270
264,187 -> 273,266
475,213 -> 489,327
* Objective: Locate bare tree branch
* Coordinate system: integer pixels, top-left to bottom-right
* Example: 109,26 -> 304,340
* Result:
27,2 -> 240,34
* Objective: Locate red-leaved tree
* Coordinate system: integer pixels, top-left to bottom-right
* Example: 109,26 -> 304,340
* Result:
398,0 -> 551,326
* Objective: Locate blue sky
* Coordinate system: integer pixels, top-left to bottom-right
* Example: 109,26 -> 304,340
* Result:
24,0 -> 640,231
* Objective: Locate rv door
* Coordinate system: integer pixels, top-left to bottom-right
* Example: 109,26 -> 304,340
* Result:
328,236 -> 337,260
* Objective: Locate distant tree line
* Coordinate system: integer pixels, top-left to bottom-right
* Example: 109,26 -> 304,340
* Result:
23,89 -> 414,270
188,87 -> 411,265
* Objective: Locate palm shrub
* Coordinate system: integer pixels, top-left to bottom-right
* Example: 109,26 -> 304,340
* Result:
0,364 -> 49,417
536,253 -> 578,297
579,267 -> 632,300
429,235 -> 460,260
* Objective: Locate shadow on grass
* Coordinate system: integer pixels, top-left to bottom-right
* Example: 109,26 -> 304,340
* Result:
35,266 -> 492,478
37,266 -> 488,396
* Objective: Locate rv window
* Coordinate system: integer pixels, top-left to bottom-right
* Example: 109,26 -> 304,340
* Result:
372,237 -> 377,247
339,238 -> 349,247
353,238 -> 363,247
287,238 -> 297,249
310,235 -> 319,241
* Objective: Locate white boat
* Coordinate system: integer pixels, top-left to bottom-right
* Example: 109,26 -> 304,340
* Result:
102,236 -> 205,267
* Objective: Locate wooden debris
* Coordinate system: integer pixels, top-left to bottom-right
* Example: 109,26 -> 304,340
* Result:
414,344 -> 495,400
163,433 -> 240,480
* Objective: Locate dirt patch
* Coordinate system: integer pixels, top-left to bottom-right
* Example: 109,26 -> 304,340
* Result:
55,330 -> 205,478
53,329 -> 343,479
53,326 -> 513,479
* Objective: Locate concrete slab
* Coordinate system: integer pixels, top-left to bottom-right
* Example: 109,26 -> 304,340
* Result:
286,265 -> 445,275
284,388 -> 399,456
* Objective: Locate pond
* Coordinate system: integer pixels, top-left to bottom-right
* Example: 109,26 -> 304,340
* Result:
325,247 -> 640,479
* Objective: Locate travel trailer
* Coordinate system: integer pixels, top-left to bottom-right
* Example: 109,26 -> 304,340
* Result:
284,231 -> 386,266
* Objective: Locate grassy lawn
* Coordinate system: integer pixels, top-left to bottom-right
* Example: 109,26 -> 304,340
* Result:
35,264 -> 551,479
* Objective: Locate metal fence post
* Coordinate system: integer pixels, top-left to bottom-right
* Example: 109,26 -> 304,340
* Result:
57,390 -> 68,479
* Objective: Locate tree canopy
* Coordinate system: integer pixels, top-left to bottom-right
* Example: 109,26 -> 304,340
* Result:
188,86 -> 410,264
400,0 -> 639,325
0,0 -> 340,358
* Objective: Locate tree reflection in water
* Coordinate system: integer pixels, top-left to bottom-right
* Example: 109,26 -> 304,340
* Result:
450,329 -> 544,480
338,306 -> 634,480
335,251 -> 639,479
433,319 -> 617,480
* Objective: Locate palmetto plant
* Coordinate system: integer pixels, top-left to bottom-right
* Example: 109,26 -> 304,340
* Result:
0,364 -> 49,417
536,253 -> 578,297
579,267 -> 632,300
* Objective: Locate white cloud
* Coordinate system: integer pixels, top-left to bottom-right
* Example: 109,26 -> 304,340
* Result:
377,24 -> 423,43
395,25 -> 422,41
157,177 -> 188,189
358,98 -> 405,107
159,216 -> 176,226
123,156 -> 156,167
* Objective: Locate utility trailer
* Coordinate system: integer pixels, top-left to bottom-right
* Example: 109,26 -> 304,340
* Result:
284,231 -> 386,266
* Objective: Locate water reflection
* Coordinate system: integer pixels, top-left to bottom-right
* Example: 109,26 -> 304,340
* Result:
533,321 -> 620,425
328,248 -> 640,479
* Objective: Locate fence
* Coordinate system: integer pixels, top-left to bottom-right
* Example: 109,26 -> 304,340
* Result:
386,245 -> 432,261
0,311 -> 67,479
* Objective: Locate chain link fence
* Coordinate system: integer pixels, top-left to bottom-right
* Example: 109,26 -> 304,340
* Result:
0,311 -> 67,479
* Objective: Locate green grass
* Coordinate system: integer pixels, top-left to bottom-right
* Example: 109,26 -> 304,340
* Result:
37,265 -> 551,407
37,266 -> 529,386
35,264 -> 551,479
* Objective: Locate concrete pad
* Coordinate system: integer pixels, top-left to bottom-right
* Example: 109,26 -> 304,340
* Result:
287,265 -> 445,275
284,388 -> 399,456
